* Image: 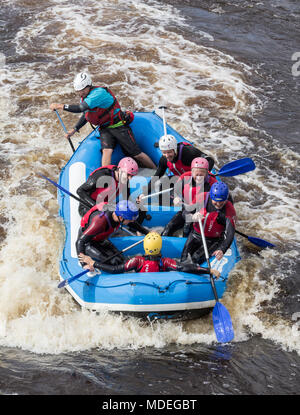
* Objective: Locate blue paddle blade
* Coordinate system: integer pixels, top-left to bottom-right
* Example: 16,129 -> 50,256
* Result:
247,236 -> 275,248
58,269 -> 89,289
218,158 -> 255,177
212,302 -> 234,343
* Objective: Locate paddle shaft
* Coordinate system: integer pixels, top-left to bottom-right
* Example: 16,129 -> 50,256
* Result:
198,220 -> 219,302
235,230 -> 249,239
39,174 -> 91,210
159,105 -> 168,136
54,110 -> 75,153
102,239 -> 144,264
140,187 -> 173,200
58,269 -> 89,288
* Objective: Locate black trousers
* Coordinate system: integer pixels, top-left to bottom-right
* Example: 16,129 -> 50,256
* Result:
181,230 -> 221,265
100,125 -> 142,157
77,228 -> 124,266
161,208 -> 192,237
85,240 -> 124,266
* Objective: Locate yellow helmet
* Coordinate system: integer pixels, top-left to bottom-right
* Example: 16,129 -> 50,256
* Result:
143,232 -> 162,256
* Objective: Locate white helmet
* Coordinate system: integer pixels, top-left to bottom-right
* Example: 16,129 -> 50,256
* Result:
73,72 -> 92,91
158,134 -> 177,152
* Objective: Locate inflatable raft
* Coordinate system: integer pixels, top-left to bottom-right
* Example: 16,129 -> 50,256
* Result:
57,111 -> 241,321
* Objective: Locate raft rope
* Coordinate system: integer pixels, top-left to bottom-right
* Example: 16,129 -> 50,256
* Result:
84,276 -> 226,293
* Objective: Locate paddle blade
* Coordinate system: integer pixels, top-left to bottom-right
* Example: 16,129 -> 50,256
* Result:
247,236 -> 276,248
218,158 -> 255,177
58,269 -> 89,289
212,302 -> 234,343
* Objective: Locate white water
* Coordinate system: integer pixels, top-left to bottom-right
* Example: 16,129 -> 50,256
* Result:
0,0 -> 299,355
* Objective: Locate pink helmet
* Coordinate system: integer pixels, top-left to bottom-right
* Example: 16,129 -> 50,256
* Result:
191,157 -> 209,170
118,157 -> 139,176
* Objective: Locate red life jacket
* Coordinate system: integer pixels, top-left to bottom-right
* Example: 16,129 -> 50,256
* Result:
80,204 -> 119,241
125,256 -> 163,272
88,165 -> 122,202
193,192 -> 236,238
83,86 -> 122,127
167,142 -> 192,176
139,258 -> 161,273
180,171 -> 217,205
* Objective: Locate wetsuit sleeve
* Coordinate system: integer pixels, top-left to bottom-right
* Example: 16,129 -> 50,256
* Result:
124,257 -> 144,272
176,262 -> 210,275
182,146 -> 214,171
63,102 -> 90,113
216,213 -> 235,254
76,212 -> 107,255
63,102 -> 89,132
77,168 -> 114,208
161,257 -> 179,271
93,256 -> 144,274
161,258 -> 209,274
145,156 -> 168,194
74,114 -> 88,132
93,261 -> 126,274
77,174 -> 99,209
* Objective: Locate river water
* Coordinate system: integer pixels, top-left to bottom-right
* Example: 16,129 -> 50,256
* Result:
0,0 -> 299,398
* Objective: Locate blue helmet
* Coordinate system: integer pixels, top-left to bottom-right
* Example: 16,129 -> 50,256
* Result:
210,181 -> 229,202
115,200 -> 139,220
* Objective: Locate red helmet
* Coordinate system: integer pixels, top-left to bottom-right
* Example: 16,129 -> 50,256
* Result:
117,157 -> 139,176
191,157 -> 209,170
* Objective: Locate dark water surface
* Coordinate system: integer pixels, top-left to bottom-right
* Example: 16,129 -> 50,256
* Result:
0,338 -> 299,396
0,0 -> 299,399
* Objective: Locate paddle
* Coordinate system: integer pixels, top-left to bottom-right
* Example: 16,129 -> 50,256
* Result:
235,229 -> 275,248
54,109 -> 75,153
58,239 -> 144,288
39,174 -> 148,231
198,219 -> 234,343
213,158 -> 255,177
58,269 -> 89,289
141,157 -> 256,201
38,174 -> 92,210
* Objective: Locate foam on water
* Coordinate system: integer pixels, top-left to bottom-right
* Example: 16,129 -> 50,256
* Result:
0,0 -> 299,354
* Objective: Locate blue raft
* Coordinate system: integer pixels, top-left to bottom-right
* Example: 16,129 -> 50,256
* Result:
57,111 -> 241,320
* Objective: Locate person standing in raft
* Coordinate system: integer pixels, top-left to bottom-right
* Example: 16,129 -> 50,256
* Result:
136,134 -> 214,205
79,231 -> 220,278
161,157 -> 218,237
49,72 -> 156,169
181,181 -> 236,265
76,200 -> 143,266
